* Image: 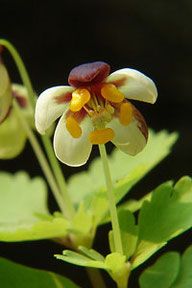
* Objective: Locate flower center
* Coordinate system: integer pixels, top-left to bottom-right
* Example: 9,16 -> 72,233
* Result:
65,83 -> 132,144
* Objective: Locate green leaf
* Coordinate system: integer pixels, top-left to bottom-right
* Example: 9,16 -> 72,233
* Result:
0,257 -> 80,288
68,130 -> 178,225
55,250 -> 107,269
172,246 -> 192,287
119,210 -> 138,258
56,250 -> 129,287
109,210 -> 138,259
67,202 -> 94,248
0,171 -> 68,241
138,176 -> 192,242
78,246 -> 105,261
0,109 -> 27,159
132,176 -> 192,269
139,252 -> 180,288
139,245 -> 192,288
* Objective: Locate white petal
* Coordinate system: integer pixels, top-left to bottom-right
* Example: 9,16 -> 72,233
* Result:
54,112 -> 93,167
108,116 -> 147,156
106,68 -> 158,104
35,86 -> 74,134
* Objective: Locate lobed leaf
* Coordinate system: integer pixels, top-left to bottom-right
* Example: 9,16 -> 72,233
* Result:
172,246 -> 192,287
68,130 -> 178,226
139,252 -> 180,288
55,250 -> 107,269
0,171 -> 68,241
139,245 -> 192,288
68,129 -> 178,206
131,176 -> 192,269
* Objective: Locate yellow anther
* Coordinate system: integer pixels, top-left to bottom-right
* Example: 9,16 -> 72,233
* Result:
70,88 -> 90,112
101,84 -> 125,103
89,128 -> 115,144
66,116 -> 82,138
119,102 -> 133,126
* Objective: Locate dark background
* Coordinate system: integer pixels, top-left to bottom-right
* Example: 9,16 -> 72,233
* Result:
0,0 -> 192,287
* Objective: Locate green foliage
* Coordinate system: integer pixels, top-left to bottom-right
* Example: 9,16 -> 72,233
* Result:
109,210 -> 138,259
139,246 -> 192,288
109,176 -> 192,272
130,176 -> 192,269
0,257 -> 79,288
172,246 -> 192,288
55,250 -> 130,287
68,129 -> 177,202
139,252 -> 180,288
68,130 -> 178,226
55,249 -> 107,269
0,171 -> 68,241
0,129 -> 178,245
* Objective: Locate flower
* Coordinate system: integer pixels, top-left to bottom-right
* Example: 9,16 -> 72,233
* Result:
35,61 -> 158,166
0,58 -> 12,123
0,56 -> 34,158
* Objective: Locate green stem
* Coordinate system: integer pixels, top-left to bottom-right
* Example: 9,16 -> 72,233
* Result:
41,135 -> 75,218
0,38 -> 75,219
99,144 -> 123,254
0,39 -> 36,108
13,100 -> 67,215
86,268 -> 106,288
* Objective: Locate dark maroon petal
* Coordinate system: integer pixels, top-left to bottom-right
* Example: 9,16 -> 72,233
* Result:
68,61 -> 110,87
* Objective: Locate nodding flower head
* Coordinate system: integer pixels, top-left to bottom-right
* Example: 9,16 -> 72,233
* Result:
35,61 -> 158,167
0,58 -> 12,123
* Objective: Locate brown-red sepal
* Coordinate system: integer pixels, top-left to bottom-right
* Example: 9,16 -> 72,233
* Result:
68,61 -> 110,87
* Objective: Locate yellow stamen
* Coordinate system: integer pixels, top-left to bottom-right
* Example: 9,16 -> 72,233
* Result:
101,84 -> 125,103
119,102 -> 133,126
70,88 -> 90,112
66,116 -> 82,138
89,128 -> 115,144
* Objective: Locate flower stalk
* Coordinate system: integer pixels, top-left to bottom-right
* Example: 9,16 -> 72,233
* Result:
99,144 -> 123,254
0,38 -> 75,219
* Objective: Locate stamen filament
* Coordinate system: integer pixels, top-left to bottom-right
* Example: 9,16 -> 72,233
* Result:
93,92 -> 99,107
98,96 -> 104,109
90,97 -> 97,113
83,105 -> 93,116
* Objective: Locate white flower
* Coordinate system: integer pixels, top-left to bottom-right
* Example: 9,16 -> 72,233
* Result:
35,62 -> 158,167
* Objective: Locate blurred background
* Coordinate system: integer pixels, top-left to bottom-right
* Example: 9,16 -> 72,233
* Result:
0,0 -> 192,287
